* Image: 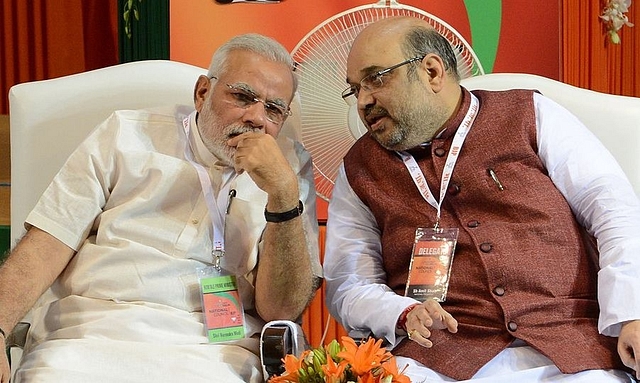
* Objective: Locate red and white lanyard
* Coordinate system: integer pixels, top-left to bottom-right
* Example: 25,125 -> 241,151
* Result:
396,94 -> 479,229
182,115 -> 236,262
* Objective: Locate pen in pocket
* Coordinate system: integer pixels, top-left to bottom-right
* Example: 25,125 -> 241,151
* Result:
487,169 -> 504,191
226,189 -> 236,214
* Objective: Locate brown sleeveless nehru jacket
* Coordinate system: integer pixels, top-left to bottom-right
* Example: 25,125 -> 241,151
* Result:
343,89 -> 624,380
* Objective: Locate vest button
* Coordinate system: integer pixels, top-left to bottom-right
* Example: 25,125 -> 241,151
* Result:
493,286 -> 505,296
434,147 -> 446,157
467,220 -> 480,228
507,321 -> 518,332
480,242 -> 493,253
447,184 -> 461,195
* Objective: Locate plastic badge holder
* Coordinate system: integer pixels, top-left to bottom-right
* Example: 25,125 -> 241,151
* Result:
198,264 -> 246,343
405,227 -> 459,302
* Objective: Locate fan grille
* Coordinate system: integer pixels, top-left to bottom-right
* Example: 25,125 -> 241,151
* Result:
292,3 -> 484,201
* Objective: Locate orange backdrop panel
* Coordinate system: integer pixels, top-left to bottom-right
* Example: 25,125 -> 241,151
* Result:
169,0 -> 474,261
170,0 -> 471,69
493,0 -> 561,78
168,0 -> 562,347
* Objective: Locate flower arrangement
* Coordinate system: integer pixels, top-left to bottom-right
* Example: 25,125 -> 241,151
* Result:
268,336 -> 410,383
600,0 -> 634,44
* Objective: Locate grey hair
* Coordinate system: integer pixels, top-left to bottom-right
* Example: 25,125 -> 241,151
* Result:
206,33 -> 298,93
402,26 -> 461,82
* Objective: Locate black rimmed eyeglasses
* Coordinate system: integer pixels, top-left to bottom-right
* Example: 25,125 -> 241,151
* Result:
341,55 -> 426,100
210,76 -> 291,125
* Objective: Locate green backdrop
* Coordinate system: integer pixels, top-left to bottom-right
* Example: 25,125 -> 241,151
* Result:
118,0 -> 170,62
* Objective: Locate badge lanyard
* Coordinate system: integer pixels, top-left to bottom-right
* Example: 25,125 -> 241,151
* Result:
396,94 -> 479,229
183,115 -> 247,343
182,115 -> 235,267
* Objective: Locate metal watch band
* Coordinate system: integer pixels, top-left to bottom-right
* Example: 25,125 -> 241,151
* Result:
264,200 -> 304,223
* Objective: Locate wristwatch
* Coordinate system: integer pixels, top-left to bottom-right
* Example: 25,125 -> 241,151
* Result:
264,200 -> 304,223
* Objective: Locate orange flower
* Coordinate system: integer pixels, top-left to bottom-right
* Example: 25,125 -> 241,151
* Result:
269,336 -> 411,383
337,336 -> 390,376
321,353 -> 346,383
380,356 -> 411,383
356,372 -> 379,383
268,350 -> 310,383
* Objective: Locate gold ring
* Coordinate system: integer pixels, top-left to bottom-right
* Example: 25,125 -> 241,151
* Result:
408,330 -> 416,339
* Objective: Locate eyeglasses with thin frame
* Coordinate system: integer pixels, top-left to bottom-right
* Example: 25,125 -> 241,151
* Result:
341,55 -> 426,100
210,76 -> 291,125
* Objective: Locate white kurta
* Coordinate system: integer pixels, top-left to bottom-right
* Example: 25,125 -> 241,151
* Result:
16,105 -> 321,383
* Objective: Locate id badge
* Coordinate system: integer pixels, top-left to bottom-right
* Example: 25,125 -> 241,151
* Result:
405,227 -> 459,302
198,265 -> 246,343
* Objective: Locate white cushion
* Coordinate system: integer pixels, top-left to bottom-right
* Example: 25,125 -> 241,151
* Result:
461,73 -> 640,196
8,60 -> 305,246
9,60 -> 207,244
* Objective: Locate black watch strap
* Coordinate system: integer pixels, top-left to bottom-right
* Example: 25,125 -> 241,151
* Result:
264,200 -> 304,223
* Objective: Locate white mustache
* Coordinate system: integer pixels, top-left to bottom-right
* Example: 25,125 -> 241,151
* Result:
227,125 -> 261,138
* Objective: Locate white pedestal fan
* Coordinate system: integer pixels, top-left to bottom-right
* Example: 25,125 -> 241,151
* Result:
291,0 -> 484,201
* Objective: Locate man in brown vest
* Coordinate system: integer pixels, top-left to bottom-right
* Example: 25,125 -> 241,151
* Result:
324,16 -> 640,382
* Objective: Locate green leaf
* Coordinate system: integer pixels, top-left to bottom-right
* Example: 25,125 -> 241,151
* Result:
610,31 -> 621,44
326,339 -> 341,360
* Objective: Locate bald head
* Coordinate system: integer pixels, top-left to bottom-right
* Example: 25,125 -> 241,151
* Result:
344,16 -> 465,150
352,16 -> 430,48
349,16 -> 460,83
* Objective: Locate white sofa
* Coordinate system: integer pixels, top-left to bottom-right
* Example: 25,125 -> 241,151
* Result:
461,73 -> 640,195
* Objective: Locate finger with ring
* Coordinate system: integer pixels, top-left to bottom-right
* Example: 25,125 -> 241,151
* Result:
408,329 -> 417,339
